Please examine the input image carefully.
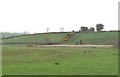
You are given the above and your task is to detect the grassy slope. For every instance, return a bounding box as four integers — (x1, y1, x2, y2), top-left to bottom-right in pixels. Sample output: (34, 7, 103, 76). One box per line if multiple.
(2, 32, 118, 45)
(2, 45, 118, 75)
(65, 32, 118, 45)
(62, 32, 81, 44)
(3, 33, 66, 43)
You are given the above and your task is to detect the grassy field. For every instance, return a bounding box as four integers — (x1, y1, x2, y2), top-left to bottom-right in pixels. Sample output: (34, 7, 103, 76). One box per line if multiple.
(65, 32, 118, 45)
(2, 33, 66, 44)
(2, 44, 118, 75)
(2, 32, 118, 45)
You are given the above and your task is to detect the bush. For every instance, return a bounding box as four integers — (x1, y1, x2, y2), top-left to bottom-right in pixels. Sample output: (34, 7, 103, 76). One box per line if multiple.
(63, 36, 69, 41)
(27, 44, 34, 47)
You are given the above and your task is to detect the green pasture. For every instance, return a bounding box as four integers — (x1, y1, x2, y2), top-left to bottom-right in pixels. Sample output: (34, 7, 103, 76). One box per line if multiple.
(2, 32, 118, 45)
(2, 45, 118, 75)
(65, 32, 118, 45)
(3, 33, 66, 43)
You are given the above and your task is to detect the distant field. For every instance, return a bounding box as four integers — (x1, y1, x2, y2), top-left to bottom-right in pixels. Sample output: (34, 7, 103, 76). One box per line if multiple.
(65, 32, 118, 45)
(2, 33, 66, 44)
(2, 44, 118, 75)
(2, 32, 118, 45)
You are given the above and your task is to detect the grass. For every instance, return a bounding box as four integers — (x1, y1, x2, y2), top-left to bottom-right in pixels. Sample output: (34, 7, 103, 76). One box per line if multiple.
(65, 32, 118, 45)
(2, 32, 118, 45)
(2, 44, 118, 75)
(3, 33, 66, 43)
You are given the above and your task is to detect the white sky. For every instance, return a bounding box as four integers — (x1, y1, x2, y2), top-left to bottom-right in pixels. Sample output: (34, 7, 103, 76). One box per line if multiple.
(0, 0, 119, 33)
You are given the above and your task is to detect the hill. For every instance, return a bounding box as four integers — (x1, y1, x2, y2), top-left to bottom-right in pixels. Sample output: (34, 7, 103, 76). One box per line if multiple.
(2, 32, 118, 45)
(2, 33, 67, 44)
(64, 32, 118, 45)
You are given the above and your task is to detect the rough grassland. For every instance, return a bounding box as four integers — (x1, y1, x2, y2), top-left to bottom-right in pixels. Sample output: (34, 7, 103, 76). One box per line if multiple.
(2, 32, 118, 45)
(2, 45, 118, 75)
(65, 32, 118, 45)
(3, 33, 66, 43)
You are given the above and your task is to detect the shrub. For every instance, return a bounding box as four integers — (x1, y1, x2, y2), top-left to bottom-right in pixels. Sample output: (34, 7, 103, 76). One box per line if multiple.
(27, 44, 34, 47)
(63, 36, 69, 41)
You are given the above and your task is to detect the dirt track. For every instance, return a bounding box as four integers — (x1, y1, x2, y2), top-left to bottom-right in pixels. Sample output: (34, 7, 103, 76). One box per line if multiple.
(37, 45, 114, 48)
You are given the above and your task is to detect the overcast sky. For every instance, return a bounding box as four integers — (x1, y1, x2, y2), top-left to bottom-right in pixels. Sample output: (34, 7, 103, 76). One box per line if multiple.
(0, 0, 119, 33)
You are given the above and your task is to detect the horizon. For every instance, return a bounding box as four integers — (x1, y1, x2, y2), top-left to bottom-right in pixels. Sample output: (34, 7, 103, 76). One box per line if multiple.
(0, 29, 119, 34)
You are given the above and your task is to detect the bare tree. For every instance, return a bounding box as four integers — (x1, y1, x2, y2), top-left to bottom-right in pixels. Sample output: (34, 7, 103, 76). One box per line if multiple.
(59, 27, 64, 32)
(46, 27, 50, 32)
(24, 31, 28, 35)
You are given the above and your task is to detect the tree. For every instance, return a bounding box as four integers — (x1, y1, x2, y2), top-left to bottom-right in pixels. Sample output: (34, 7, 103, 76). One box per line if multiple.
(2, 34, 4, 38)
(96, 23, 104, 31)
(24, 31, 28, 35)
(89, 27, 95, 32)
(80, 27, 88, 32)
(46, 27, 50, 32)
(59, 27, 64, 32)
